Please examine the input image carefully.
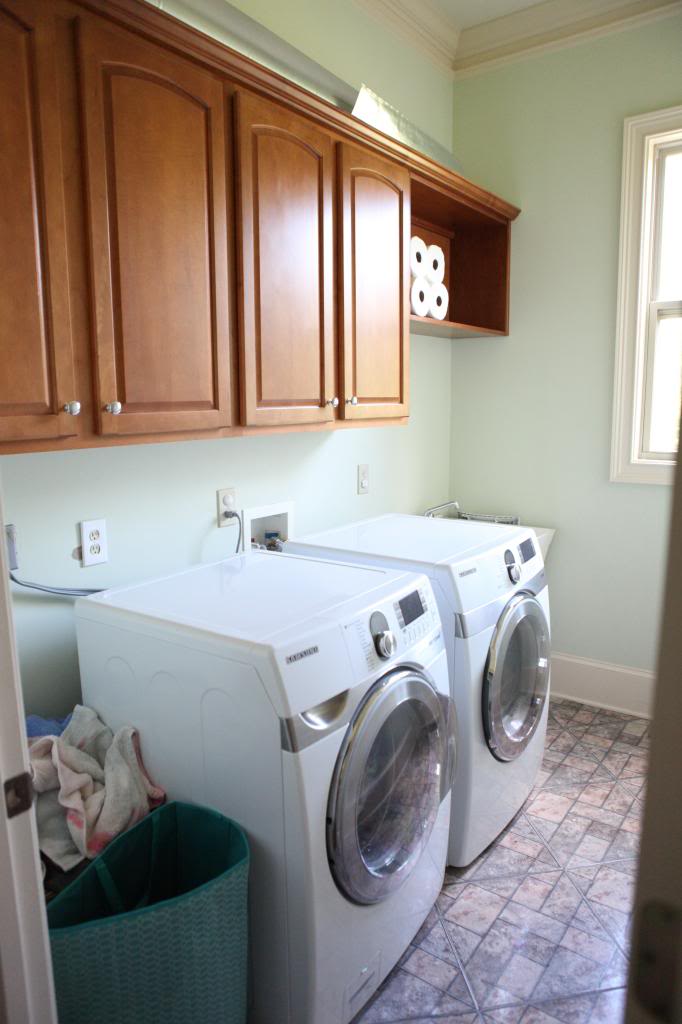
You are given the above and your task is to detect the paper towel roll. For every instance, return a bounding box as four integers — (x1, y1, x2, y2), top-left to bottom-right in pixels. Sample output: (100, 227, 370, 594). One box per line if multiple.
(425, 244, 445, 284)
(428, 282, 449, 320)
(410, 236, 427, 278)
(410, 277, 430, 317)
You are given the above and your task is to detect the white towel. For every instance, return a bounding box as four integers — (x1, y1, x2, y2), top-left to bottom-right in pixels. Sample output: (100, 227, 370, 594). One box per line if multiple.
(29, 705, 165, 871)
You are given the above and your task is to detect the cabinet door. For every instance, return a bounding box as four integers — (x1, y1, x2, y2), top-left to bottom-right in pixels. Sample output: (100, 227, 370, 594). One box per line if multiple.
(235, 92, 336, 426)
(78, 18, 232, 436)
(339, 144, 410, 420)
(0, 1, 78, 443)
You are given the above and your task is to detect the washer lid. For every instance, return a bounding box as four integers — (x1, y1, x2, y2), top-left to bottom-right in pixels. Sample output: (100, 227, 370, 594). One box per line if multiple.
(75, 551, 414, 643)
(288, 514, 524, 569)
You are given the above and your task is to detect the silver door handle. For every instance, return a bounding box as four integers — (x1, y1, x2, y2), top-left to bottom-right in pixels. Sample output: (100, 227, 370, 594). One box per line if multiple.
(346, 396, 358, 406)
(62, 401, 81, 416)
(326, 397, 339, 408)
(104, 401, 122, 415)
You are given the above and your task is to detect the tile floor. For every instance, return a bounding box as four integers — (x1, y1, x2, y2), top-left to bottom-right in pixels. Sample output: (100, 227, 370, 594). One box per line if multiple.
(354, 696, 648, 1024)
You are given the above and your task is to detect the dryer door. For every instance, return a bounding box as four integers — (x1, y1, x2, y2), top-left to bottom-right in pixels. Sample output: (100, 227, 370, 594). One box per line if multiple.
(327, 667, 451, 905)
(482, 593, 550, 762)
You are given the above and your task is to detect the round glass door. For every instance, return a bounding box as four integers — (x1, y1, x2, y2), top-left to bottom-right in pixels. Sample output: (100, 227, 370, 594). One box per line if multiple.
(327, 668, 450, 905)
(482, 594, 550, 762)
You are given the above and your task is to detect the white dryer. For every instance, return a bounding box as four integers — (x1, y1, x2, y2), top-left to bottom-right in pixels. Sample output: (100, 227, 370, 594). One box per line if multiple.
(286, 515, 551, 866)
(74, 551, 455, 1024)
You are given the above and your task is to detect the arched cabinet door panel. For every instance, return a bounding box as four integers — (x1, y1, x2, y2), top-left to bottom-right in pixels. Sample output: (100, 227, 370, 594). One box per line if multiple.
(339, 144, 410, 420)
(235, 92, 336, 427)
(0, 1, 77, 443)
(78, 18, 233, 436)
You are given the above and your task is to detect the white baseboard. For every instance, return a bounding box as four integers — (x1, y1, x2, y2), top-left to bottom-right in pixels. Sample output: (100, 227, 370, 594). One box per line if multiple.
(551, 652, 655, 718)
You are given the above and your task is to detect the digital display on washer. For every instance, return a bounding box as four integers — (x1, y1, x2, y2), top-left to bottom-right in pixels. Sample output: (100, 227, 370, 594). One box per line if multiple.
(519, 538, 536, 563)
(399, 591, 425, 626)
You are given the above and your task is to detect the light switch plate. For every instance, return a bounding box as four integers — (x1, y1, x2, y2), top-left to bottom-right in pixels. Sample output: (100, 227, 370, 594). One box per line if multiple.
(357, 464, 370, 495)
(80, 519, 108, 566)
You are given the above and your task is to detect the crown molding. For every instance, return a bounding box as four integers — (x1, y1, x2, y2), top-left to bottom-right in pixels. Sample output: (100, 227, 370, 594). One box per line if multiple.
(353, 0, 460, 74)
(454, 0, 682, 76)
(355, 0, 682, 79)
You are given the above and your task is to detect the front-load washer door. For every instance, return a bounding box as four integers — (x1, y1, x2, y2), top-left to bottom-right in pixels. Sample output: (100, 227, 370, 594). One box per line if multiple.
(327, 667, 451, 906)
(482, 593, 550, 763)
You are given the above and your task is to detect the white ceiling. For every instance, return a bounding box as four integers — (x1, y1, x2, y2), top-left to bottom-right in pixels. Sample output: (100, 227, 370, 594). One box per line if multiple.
(430, 0, 548, 31)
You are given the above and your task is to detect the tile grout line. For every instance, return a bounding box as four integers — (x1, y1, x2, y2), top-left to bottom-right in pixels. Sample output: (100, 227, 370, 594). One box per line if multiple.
(521, 798, 634, 961)
(433, 884, 482, 1015)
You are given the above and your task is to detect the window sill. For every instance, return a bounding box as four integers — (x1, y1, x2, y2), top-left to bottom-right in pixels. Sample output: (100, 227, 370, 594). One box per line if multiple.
(610, 458, 675, 485)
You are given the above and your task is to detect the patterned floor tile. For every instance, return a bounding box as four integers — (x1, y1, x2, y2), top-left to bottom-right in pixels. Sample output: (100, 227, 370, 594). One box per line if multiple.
(445, 816, 559, 883)
(439, 874, 625, 1009)
(355, 966, 476, 1022)
(505, 988, 627, 1024)
(567, 860, 637, 954)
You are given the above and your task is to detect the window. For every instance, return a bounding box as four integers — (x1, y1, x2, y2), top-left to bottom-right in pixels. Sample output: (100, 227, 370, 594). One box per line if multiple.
(611, 106, 682, 485)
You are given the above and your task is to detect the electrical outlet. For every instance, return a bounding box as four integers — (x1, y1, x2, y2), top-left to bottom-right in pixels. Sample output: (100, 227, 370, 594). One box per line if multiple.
(217, 488, 237, 528)
(4, 524, 18, 571)
(357, 464, 370, 495)
(80, 519, 108, 567)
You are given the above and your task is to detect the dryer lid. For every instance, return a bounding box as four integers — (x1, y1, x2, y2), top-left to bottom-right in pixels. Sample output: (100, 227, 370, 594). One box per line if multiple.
(75, 552, 415, 643)
(288, 514, 524, 568)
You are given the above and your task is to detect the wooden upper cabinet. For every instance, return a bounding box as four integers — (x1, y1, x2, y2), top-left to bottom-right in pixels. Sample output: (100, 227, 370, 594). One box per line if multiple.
(338, 144, 410, 420)
(235, 92, 336, 426)
(0, 1, 78, 443)
(77, 18, 233, 436)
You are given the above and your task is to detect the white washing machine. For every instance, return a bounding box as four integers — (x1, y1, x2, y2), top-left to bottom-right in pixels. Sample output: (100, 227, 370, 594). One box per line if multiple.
(286, 515, 551, 867)
(74, 551, 455, 1024)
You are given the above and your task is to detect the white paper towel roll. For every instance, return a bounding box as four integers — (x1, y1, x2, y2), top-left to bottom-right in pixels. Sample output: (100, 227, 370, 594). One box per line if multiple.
(410, 277, 430, 317)
(425, 244, 445, 284)
(410, 236, 427, 278)
(428, 282, 449, 320)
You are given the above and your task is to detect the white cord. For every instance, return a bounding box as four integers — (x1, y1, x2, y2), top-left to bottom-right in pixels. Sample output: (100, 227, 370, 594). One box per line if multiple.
(9, 571, 102, 598)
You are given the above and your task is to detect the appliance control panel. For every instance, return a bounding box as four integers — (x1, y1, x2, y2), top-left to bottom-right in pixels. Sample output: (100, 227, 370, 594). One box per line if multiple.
(343, 583, 440, 674)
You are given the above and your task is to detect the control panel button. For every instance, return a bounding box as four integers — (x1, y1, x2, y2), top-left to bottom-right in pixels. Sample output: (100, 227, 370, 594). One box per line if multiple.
(504, 549, 521, 584)
(374, 630, 397, 659)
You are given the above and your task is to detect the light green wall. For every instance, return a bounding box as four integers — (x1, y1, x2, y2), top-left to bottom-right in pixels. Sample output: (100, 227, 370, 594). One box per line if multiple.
(161, 0, 454, 148)
(450, 16, 682, 672)
(2, 338, 452, 716)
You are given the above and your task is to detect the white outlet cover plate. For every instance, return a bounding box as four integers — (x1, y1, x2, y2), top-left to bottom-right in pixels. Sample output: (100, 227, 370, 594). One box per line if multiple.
(80, 518, 108, 566)
(357, 464, 369, 495)
(217, 488, 237, 528)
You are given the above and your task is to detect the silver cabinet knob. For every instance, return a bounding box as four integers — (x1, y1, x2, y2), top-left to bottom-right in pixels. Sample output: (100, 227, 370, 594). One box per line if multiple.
(104, 401, 122, 415)
(326, 397, 339, 408)
(374, 630, 397, 660)
(346, 395, 359, 406)
(62, 401, 81, 416)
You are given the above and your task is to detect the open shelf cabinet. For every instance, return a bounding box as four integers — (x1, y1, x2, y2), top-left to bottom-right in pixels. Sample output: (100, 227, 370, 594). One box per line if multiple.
(409, 174, 519, 338)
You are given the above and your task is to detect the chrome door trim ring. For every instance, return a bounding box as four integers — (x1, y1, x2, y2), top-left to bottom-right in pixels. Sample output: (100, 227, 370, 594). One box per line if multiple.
(455, 568, 547, 638)
(482, 593, 550, 763)
(327, 667, 449, 905)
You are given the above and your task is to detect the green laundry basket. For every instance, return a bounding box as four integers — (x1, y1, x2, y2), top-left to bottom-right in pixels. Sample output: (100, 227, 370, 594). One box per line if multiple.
(48, 801, 249, 1024)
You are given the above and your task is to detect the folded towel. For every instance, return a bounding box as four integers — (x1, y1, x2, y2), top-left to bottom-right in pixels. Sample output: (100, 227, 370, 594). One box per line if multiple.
(29, 705, 165, 871)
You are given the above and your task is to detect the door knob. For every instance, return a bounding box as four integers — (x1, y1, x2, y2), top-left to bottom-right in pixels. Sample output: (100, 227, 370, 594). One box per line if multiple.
(104, 401, 122, 415)
(326, 397, 339, 408)
(62, 401, 81, 416)
(346, 396, 359, 406)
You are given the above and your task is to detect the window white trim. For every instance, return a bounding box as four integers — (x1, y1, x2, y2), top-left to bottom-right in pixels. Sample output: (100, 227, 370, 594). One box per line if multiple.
(611, 104, 682, 485)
